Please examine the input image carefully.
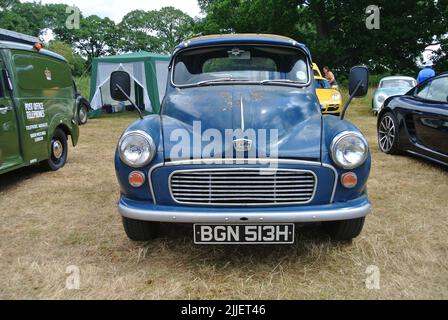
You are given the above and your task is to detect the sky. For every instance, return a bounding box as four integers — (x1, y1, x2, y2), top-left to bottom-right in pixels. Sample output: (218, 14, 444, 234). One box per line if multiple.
(23, 0, 202, 22)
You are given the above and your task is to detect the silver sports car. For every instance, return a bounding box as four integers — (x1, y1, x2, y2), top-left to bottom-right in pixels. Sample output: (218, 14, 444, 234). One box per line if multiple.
(372, 76, 417, 115)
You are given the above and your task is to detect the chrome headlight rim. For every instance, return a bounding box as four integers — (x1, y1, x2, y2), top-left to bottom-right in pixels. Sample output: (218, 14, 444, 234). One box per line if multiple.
(330, 131, 369, 170)
(118, 130, 156, 168)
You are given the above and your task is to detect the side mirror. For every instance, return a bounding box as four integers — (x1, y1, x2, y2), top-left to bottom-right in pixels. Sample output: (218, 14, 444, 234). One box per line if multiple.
(340, 66, 369, 119)
(348, 66, 369, 97)
(110, 71, 131, 101)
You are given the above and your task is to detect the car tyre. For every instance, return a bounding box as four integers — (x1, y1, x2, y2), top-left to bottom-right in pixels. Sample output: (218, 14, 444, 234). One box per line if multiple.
(122, 217, 160, 241)
(378, 112, 400, 154)
(78, 103, 88, 125)
(323, 217, 365, 241)
(42, 128, 68, 171)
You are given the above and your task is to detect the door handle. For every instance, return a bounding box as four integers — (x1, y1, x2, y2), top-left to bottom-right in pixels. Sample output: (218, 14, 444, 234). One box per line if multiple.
(0, 105, 12, 114)
(412, 110, 423, 115)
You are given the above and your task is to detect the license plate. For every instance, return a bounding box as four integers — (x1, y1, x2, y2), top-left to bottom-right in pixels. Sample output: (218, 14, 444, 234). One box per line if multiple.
(194, 224, 295, 244)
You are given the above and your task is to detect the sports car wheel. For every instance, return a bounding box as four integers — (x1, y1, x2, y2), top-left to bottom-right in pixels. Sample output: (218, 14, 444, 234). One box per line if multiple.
(378, 112, 399, 154)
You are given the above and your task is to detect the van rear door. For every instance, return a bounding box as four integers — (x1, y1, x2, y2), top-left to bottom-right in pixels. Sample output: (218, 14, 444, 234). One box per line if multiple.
(0, 58, 22, 171)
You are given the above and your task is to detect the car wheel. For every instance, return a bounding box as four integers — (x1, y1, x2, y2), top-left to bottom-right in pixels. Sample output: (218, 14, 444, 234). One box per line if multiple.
(378, 112, 400, 154)
(122, 217, 160, 241)
(42, 128, 68, 171)
(78, 104, 88, 125)
(323, 217, 365, 241)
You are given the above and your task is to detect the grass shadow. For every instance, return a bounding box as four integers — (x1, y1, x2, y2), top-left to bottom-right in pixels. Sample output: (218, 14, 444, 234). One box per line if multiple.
(0, 165, 43, 192)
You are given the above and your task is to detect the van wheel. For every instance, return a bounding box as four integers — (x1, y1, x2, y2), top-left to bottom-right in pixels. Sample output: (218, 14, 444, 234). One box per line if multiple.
(122, 217, 160, 241)
(78, 104, 88, 125)
(323, 217, 365, 241)
(42, 128, 68, 171)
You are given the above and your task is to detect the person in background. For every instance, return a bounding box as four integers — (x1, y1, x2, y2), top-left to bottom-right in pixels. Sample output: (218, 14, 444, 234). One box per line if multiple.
(417, 61, 436, 83)
(323, 66, 338, 88)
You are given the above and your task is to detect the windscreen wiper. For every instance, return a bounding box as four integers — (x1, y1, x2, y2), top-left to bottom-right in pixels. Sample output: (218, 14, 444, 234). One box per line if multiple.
(260, 79, 306, 85)
(197, 78, 235, 86)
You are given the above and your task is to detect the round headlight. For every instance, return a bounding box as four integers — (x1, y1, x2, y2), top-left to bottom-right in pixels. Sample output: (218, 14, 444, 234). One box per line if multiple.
(331, 132, 369, 169)
(376, 94, 387, 103)
(331, 93, 341, 101)
(118, 130, 156, 168)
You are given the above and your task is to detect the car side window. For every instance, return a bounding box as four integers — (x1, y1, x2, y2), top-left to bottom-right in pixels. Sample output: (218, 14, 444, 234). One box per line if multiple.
(415, 81, 431, 99)
(425, 77, 448, 103)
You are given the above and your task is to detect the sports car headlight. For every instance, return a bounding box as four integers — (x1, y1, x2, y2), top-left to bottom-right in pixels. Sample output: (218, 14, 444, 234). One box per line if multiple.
(376, 94, 387, 104)
(330, 132, 369, 169)
(331, 93, 341, 101)
(118, 130, 156, 168)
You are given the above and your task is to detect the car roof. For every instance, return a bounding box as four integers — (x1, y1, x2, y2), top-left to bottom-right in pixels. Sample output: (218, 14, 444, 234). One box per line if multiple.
(0, 40, 67, 62)
(380, 76, 416, 82)
(174, 34, 311, 57)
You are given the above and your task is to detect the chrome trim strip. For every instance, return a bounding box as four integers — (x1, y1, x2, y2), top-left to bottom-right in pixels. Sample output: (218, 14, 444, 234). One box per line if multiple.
(118, 200, 371, 223)
(240, 96, 245, 131)
(406, 150, 448, 166)
(168, 168, 318, 206)
(147, 159, 339, 206)
(148, 162, 165, 204)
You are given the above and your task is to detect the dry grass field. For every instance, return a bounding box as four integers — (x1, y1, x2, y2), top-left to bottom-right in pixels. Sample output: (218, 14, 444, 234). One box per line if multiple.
(1, 91, 447, 300)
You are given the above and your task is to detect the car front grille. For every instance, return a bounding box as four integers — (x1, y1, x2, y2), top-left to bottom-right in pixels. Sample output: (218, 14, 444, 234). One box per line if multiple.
(169, 168, 317, 206)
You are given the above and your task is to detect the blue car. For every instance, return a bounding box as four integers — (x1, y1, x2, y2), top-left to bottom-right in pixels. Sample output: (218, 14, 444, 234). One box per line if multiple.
(111, 34, 372, 244)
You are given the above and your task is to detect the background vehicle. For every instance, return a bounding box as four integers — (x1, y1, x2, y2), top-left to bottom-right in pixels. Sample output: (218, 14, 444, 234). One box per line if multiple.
(0, 30, 79, 174)
(312, 63, 323, 77)
(314, 76, 343, 116)
(74, 81, 91, 125)
(377, 73, 448, 166)
(113, 34, 371, 244)
(372, 76, 417, 115)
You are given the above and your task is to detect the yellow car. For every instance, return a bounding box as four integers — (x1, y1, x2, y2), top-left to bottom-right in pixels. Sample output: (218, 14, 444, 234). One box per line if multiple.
(314, 76, 343, 116)
(312, 63, 323, 77)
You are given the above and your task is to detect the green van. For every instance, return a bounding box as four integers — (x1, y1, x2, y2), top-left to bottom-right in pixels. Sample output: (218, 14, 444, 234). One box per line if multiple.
(0, 30, 79, 175)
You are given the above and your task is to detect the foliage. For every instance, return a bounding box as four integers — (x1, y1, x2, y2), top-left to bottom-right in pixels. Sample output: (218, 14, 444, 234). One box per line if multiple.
(197, 0, 448, 76)
(46, 40, 86, 77)
(119, 7, 195, 54)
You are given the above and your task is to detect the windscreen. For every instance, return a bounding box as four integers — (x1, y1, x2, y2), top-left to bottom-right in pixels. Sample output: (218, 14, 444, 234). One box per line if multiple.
(314, 78, 332, 89)
(173, 45, 309, 86)
(380, 79, 415, 88)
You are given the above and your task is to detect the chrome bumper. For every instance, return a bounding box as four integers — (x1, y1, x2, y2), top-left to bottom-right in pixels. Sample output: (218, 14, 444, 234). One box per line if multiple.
(118, 196, 371, 223)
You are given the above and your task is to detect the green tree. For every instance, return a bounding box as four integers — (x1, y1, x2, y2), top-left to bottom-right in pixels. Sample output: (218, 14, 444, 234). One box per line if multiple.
(53, 15, 119, 62)
(196, 0, 448, 75)
(46, 40, 86, 76)
(118, 10, 163, 53)
(119, 7, 194, 54)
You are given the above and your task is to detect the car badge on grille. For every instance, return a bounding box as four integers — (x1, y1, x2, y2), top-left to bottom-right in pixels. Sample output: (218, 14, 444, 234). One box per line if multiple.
(234, 138, 253, 152)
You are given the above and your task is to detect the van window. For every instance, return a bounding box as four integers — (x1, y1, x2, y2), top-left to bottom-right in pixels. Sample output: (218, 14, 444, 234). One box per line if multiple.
(12, 53, 73, 91)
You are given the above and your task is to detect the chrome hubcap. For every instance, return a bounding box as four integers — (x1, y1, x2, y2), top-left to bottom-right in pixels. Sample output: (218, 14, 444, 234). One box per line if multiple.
(52, 140, 63, 159)
(379, 115, 395, 152)
(79, 107, 87, 122)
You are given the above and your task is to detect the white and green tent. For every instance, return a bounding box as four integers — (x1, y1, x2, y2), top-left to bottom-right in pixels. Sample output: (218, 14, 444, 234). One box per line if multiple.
(89, 51, 170, 115)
